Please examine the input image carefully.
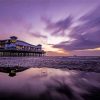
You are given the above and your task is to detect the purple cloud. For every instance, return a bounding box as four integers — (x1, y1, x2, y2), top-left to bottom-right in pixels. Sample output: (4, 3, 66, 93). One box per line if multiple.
(30, 32, 47, 39)
(42, 16, 72, 36)
(53, 6, 100, 51)
(53, 37, 100, 51)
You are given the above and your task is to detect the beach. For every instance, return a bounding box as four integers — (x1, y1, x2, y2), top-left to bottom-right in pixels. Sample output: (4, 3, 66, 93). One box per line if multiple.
(0, 56, 100, 72)
(0, 56, 100, 100)
(0, 68, 100, 100)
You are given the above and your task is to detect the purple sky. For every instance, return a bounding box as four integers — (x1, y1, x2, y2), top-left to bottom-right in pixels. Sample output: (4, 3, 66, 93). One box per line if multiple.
(0, 0, 100, 56)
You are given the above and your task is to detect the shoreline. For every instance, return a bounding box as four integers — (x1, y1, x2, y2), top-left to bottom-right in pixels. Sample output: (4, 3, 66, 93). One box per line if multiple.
(0, 56, 100, 73)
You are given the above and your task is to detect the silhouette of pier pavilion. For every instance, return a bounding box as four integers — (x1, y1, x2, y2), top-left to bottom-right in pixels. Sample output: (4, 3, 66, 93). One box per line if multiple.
(0, 36, 45, 57)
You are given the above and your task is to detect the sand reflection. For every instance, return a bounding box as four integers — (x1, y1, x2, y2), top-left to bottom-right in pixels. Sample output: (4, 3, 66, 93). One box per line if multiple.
(0, 68, 100, 100)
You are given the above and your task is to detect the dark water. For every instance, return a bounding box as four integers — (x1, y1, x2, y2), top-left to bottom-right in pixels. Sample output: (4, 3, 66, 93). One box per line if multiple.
(0, 67, 100, 100)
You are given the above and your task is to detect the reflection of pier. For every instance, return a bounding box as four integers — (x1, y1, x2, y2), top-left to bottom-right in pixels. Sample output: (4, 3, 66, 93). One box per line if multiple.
(0, 66, 28, 77)
(0, 36, 46, 57)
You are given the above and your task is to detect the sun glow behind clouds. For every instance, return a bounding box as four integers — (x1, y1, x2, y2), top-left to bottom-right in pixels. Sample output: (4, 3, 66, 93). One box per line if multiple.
(44, 44, 67, 54)
(47, 35, 70, 45)
(42, 30, 71, 55)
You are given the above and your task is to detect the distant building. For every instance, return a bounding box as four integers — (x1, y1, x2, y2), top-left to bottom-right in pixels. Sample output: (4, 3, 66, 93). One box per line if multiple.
(0, 36, 45, 57)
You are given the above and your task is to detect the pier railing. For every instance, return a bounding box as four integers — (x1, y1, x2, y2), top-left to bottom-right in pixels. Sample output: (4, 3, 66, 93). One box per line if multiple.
(0, 49, 46, 57)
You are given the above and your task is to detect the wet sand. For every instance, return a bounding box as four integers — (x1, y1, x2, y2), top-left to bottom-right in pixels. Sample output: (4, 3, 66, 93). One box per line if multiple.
(0, 56, 100, 100)
(0, 68, 100, 100)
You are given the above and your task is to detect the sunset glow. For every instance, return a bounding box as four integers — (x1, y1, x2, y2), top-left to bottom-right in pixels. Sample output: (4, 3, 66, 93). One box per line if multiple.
(0, 0, 100, 56)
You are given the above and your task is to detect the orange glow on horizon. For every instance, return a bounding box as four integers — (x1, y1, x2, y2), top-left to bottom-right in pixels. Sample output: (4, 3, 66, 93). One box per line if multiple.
(86, 47, 100, 51)
(43, 44, 69, 56)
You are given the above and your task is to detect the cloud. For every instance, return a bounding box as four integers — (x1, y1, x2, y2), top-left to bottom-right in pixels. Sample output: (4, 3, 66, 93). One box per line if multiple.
(30, 32, 47, 39)
(42, 16, 72, 36)
(53, 6, 100, 51)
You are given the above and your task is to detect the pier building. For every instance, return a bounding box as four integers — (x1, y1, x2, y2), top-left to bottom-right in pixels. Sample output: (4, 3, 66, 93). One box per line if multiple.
(0, 36, 45, 57)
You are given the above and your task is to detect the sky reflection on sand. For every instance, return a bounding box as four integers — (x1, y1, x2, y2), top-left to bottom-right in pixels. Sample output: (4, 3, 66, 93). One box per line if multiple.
(0, 68, 100, 100)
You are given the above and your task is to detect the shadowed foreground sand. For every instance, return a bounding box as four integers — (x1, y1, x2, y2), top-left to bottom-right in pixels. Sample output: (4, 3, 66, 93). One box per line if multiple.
(0, 68, 100, 100)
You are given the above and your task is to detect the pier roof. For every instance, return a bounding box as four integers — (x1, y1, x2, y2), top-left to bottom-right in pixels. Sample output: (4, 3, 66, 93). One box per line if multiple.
(16, 40, 35, 47)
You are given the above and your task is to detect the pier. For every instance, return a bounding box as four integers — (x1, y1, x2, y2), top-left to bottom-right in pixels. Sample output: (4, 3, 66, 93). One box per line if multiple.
(0, 36, 45, 57)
